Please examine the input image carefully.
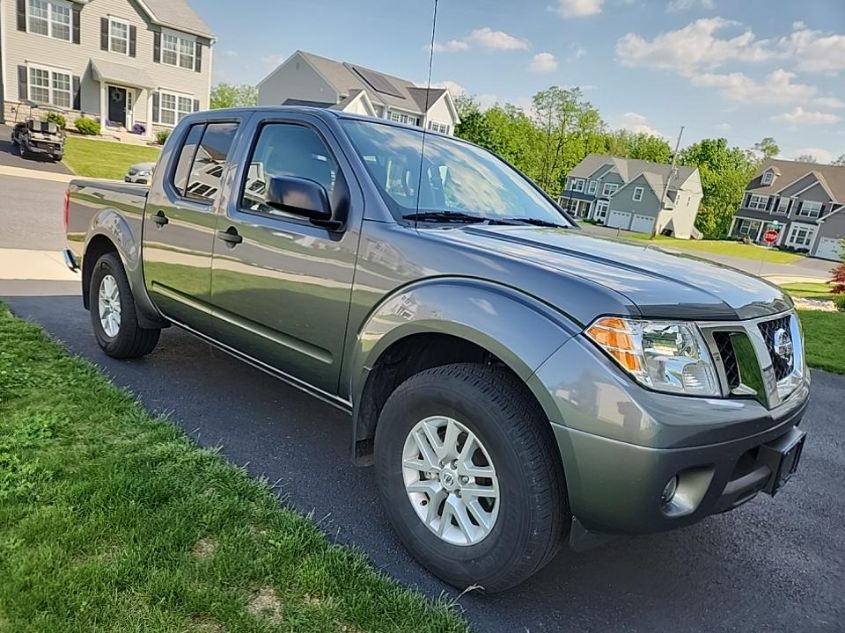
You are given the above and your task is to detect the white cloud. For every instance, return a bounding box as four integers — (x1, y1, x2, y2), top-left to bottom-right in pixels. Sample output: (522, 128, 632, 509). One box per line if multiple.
(791, 147, 833, 164)
(771, 107, 841, 125)
(432, 27, 528, 53)
(777, 24, 845, 73)
(555, 0, 603, 18)
(617, 18, 774, 72)
(713, 122, 732, 131)
(438, 80, 466, 98)
(813, 96, 845, 109)
(529, 52, 559, 73)
(689, 69, 817, 105)
(616, 112, 666, 138)
(432, 39, 470, 53)
(666, 0, 714, 12)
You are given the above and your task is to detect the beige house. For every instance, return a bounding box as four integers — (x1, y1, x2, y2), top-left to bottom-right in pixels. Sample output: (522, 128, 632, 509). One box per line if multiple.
(258, 50, 460, 136)
(0, 0, 213, 139)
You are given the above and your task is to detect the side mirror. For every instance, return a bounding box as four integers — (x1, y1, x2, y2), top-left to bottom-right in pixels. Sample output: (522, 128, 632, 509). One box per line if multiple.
(266, 176, 332, 223)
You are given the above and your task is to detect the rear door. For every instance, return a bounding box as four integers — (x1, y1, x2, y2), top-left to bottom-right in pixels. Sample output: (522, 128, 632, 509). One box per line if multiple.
(143, 118, 241, 334)
(209, 112, 363, 395)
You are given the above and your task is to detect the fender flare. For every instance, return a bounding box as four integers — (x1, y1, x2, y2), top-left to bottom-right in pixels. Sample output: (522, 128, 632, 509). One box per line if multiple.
(348, 277, 579, 449)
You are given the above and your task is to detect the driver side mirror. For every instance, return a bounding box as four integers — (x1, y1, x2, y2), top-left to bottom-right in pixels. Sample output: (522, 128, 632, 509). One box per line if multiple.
(266, 176, 333, 225)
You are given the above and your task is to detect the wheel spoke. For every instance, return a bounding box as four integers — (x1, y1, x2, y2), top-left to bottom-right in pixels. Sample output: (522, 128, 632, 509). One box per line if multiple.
(442, 418, 461, 462)
(411, 429, 439, 470)
(421, 419, 445, 462)
(406, 479, 442, 497)
(446, 495, 476, 543)
(466, 499, 494, 533)
(460, 483, 498, 500)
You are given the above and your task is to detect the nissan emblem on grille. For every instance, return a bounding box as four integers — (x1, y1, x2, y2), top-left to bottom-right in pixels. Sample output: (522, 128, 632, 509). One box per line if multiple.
(773, 328, 794, 364)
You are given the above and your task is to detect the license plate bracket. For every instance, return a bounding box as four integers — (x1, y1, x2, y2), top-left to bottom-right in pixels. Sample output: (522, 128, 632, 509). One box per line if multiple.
(759, 428, 806, 496)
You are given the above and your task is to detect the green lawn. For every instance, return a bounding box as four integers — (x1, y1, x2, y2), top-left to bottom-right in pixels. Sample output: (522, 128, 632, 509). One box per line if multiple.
(797, 310, 845, 375)
(63, 136, 160, 180)
(627, 234, 804, 265)
(0, 307, 468, 633)
(782, 282, 834, 302)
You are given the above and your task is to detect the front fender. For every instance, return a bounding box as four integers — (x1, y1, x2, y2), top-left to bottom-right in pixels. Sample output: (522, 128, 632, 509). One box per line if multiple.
(349, 277, 579, 418)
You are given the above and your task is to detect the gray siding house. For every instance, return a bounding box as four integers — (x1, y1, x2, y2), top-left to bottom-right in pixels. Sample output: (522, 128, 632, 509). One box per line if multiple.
(559, 155, 703, 239)
(729, 159, 845, 261)
(258, 50, 460, 136)
(0, 0, 213, 138)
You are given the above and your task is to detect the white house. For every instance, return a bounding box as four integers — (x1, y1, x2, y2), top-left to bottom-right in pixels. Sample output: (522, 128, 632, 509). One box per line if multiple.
(258, 50, 460, 135)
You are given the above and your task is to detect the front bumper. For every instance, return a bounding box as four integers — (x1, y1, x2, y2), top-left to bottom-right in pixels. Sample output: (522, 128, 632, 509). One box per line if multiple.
(531, 331, 810, 534)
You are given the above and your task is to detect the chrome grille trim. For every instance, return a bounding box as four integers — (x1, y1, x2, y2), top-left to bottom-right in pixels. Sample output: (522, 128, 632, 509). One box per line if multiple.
(698, 310, 805, 409)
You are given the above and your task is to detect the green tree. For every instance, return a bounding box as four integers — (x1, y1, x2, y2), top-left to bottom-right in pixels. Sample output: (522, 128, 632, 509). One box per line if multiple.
(753, 137, 780, 160)
(679, 138, 756, 239)
(834, 154, 845, 166)
(210, 83, 258, 109)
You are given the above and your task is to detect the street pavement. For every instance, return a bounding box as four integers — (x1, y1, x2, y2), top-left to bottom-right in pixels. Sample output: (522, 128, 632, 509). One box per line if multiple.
(0, 124, 72, 174)
(1, 157, 844, 632)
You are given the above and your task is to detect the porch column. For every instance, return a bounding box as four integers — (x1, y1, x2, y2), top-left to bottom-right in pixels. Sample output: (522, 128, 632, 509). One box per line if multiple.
(144, 88, 154, 139)
(755, 221, 765, 243)
(99, 82, 107, 127)
(727, 216, 737, 237)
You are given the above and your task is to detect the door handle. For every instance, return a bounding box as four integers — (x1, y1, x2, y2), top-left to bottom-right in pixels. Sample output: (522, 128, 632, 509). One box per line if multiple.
(152, 210, 169, 227)
(217, 227, 243, 246)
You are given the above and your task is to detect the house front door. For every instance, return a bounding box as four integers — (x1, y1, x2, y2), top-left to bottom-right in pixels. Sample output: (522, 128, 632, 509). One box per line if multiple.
(108, 86, 127, 126)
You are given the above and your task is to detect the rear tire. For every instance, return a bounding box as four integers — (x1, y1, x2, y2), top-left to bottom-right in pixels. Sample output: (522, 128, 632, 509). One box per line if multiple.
(374, 363, 569, 592)
(89, 253, 160, 359)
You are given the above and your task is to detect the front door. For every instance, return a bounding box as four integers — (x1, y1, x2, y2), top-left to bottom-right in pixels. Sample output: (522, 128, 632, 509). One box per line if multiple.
(209, 115, 361, 395)
(108, 86, 127, 126)
(142, 119, 241, 334)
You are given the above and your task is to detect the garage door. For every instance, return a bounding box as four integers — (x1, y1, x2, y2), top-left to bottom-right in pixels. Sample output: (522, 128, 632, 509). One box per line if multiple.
(630, 214, 656, 234)
(814, 237, 843, 261)
(606, 210, 631, 230)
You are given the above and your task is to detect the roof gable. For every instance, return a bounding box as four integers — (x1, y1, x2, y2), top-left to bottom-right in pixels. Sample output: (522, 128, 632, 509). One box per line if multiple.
(136, 0, 213, 38)
(749, 159, 845, 202)
(568, 154, 698, 192)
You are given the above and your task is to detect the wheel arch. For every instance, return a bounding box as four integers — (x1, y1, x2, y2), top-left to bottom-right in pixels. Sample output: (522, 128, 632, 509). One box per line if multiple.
(349, 278, 577, 465)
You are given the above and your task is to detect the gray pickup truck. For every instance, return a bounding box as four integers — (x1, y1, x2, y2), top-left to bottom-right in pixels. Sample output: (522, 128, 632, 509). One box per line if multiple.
(64, 107, 809, 592)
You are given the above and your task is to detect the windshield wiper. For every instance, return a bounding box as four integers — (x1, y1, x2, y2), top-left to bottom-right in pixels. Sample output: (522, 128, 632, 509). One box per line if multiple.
(498, 217, 569, 228)
(403, 211, 489, 224)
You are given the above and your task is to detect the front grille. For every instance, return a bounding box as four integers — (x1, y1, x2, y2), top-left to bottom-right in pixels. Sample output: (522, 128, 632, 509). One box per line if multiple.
(758, 316, 793, 381)
(713, 332, 740, 390)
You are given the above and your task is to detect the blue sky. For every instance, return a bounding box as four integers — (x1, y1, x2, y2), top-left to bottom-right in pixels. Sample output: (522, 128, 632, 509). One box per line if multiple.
(193, 0, 845, 162)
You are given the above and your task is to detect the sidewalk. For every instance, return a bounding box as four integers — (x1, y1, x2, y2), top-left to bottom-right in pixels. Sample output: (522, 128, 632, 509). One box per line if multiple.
(0, 248, 79, 298)
(0, 164, 75, 184)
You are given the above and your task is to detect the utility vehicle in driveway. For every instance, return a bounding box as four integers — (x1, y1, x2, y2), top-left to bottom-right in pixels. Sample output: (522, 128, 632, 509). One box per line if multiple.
(63, 107, 810, 592)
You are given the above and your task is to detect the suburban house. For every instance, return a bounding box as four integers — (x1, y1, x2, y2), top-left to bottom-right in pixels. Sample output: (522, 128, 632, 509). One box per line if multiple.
(0, 0, 213, 138)
(559, 155, 703, 239)
(257, 50, 459, 136)
(729, 159, 845, 261)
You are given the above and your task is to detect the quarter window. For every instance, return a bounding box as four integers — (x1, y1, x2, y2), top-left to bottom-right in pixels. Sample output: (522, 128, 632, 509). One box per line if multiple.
(241, 123, 339, 218)
(109, 18, 129, 55)
(162, 32, 195, 69)
(28, 0, 71, 41)
(171, 123, 238, 202)
(29, 66, 71, 108)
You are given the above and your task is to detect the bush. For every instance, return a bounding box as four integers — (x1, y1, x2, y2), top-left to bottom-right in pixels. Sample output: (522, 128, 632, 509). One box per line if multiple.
(834, 293, 845, 312)
(74, 117, 101, 136)
(44, 112, 67, 129)
(155, 129, 171, 145)
(832, 263, 845, 294)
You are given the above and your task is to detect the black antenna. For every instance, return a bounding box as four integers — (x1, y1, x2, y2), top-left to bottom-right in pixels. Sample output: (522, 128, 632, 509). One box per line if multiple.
(414, 0, 439, 225)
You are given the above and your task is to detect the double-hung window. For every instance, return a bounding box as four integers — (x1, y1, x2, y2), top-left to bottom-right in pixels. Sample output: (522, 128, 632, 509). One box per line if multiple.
(602, 183, 619, 197)
(797, 201, 822, 218)
(389, 112, 420, 126)
(633, 187, 644, 202)
(427, 121, 450, 134)
(572, 179, 585, 193)
(109, 18, 129, 55)
(28, 0, 71, 41)
(158, 91, 195, 126)
(748, 194, 769, 210)
(29, 65, 71, 108)
(162, 32, 196, 69)
(587, 180, 597, 194)
(774, 197, 790, 214)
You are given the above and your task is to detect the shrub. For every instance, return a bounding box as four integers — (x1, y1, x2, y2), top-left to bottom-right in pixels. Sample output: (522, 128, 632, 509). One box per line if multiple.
(155, 129, 171, 145)
(44, 112, 67, 129)
(832, 263, 845, 295)
(74, 117, 101, 136)
(834, 293, 845, 312)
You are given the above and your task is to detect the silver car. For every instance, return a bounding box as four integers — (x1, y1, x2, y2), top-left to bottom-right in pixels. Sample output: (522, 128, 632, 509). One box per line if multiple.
(124, 162, 155, 184)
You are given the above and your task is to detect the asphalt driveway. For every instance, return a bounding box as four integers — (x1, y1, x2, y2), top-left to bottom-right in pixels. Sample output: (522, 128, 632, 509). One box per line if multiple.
(1, 180, 843, 632)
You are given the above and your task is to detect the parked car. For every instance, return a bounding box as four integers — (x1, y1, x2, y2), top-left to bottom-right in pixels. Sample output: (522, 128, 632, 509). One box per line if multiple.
(10, 102, 65, 161)
(63, 107, 809, 592)
(124, 162, 156, 185)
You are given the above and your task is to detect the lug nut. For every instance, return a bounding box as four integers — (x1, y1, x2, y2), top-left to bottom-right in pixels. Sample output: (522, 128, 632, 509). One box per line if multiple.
(460, 476, 470, 484)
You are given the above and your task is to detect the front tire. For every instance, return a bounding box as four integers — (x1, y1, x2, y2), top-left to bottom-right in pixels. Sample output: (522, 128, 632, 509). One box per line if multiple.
(89, 253, 160, 358)
(374, 363, 569, 592)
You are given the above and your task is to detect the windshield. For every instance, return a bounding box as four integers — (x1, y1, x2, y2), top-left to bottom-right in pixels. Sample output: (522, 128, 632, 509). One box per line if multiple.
(341, 119, 571, 226)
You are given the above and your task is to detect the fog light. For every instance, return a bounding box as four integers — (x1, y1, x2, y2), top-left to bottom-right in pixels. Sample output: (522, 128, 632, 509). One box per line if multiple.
(661, 476, 679, 505)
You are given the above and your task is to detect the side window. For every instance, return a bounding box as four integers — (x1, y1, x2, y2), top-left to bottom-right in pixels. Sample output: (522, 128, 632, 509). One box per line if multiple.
(241, 123, 338, 217)
(184, 123, 239, 203)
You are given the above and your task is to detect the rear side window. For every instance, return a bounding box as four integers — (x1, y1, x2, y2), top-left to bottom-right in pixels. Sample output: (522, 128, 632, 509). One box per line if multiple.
(240, 123, 338, 217)
(171, 122, 239, 203)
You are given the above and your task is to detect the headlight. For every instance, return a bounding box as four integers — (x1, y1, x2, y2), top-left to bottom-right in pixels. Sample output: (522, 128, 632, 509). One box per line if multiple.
(586, 317, 720, 397)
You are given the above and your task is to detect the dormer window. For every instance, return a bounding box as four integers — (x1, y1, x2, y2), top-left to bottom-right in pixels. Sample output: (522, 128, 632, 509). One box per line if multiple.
(761, 169, 776, 185)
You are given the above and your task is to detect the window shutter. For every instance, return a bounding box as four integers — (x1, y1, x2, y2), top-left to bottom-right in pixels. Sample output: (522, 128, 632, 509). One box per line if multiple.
(193, 99, 200, 113)
(765, 196, 773, 211)
(153, 32, 161, 63)
(18, 66, 28, 101)
(17, 0, 26, 31)
(100, 18, 109, 51)
(72, 5, 81, 43)
(795, 201, 803, 216)
(129, 25, 137, 57)
(195, 43, 203, 73)
(152, 92, 160, 123)
(72, 76, 81, 111)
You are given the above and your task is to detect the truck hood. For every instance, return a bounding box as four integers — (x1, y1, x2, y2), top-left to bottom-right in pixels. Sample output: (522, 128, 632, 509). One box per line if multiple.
(445, 225, 793, 322)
